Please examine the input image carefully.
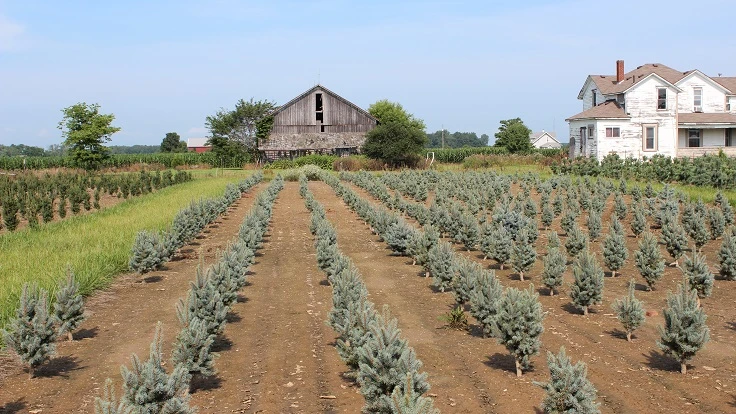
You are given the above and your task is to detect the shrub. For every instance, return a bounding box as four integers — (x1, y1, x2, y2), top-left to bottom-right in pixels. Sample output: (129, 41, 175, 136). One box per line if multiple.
(635, 232, 665, 290)
(469, 269, 503, 338)
(657, 282, 710, 374)
(661, 218, 689, 267)
(54, 269, 86, 341)
(428, 241, 457, 292)
(569, 250, 604, 316)
(602, 226, 628, 277)
(493, 285, 545, 377)
(535, 347, 600, 414)
(565, 225, 588, 259)
(681, 252, 714, 301)
(129, 230, 166, 274)
(718, 229, 736, 280)
(512, 228, 537, 281)
(542, 247, 566, 296)
(611, 280, 645, 341)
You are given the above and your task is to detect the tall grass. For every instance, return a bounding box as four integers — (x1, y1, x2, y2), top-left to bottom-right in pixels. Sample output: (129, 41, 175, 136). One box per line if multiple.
(0, 174, 248, 331)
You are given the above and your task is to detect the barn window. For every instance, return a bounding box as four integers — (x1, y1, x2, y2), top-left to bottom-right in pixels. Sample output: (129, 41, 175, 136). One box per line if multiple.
(657, 88, 667, 110)
(605, 127, 620, 138)
(316, 112, 323, 122)
(321, 125, 325, 132)
(316, 93, 323, 111)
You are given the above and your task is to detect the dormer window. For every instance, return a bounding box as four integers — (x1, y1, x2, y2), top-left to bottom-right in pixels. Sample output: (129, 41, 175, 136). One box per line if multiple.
(657, 88, 667, 110)
(592, 89, 597, 106)
(693, 87, 703, 112)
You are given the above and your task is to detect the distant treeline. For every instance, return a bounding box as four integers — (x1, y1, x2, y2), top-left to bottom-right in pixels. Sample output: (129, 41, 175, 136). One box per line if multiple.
(0, 144, 163, 157)
(425, 130, 489, 148)
(0, 152, 250, 170)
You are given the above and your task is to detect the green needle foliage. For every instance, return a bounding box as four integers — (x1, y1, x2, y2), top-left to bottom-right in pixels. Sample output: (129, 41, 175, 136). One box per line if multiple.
(614, 193, 628, 220)
(129, 230, 166, 274)
(681, 253, 714, 301)
(95, 378, 126, 414)
(661, 217, 689, 267)
(547, 231, 561, 249)
(541, 203, 554, 230)
(657, 282, 710, 374)
(386, 221, 414, 256)
(602, 226, 628, 278)
(512, 228, 537, 281)
(456, 212, 480, 251)
(172, 313, 216, 379)
(688, 214, 711, 252)
(454, 259, 481, 306)
(54, 269, 86, 341)
(535, 347, 600, 414)
(428, 241, 457, 292)
(178, 267, 228, 338)
(542, 246, 567, 296)
(569, 250, 604, 316)
(631, 208, 647, 238)
(635, 232, 665, 290)
(586, 213, 602, 241)
(486, 223, 513, 269)
(389, 373, 440, 414)
(1, 284, 56, 378)
(493, 285, 545, 377)
(565, 225, 588, 259)
(707, 207, 726, 240)
(469, 269, 503, 338)
(718, 229, 736, 280)
(611, 280, 645, 341)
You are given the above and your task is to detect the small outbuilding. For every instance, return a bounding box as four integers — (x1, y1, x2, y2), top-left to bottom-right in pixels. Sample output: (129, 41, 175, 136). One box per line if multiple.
(259, 84, 378, 161)
(529, 130, 562, 149)
(187, 138, 211, 153)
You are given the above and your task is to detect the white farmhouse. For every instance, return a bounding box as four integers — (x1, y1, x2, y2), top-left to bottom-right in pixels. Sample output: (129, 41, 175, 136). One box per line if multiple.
(529, 130, 561, 149)
(567, 61, 736, 160)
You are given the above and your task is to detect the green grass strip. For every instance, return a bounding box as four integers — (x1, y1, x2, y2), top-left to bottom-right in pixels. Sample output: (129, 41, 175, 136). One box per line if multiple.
(0, 173, 249, 330)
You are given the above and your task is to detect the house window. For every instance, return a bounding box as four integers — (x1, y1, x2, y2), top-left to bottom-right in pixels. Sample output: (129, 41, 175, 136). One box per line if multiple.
(657, 88, 667, 110)
(727, 99, 732, 112)
(643, 125, 657, 151)
(606, 127, 620, 137)
(726, 129, 733, 147)
(592, 90, 597, 106)
(688, 129, 702, 148)
(693, 87, 703, 112)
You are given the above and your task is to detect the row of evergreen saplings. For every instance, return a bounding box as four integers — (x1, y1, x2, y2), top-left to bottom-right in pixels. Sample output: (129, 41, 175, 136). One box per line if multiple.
(299, 174, 439, 414)
(95, 174, 284, 413)
(129, 172, 263, 273)
(0, 170, 192, 232)
(325, 171, 603, 413)
(343, 171, 713, 376)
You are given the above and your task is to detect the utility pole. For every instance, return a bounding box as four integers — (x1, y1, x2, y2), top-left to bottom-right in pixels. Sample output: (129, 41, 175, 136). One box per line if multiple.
(441, 124, 445, 149)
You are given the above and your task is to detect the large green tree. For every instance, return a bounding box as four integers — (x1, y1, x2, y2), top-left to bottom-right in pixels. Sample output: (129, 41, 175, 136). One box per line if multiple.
(493, 118, 533, 153)
(160, 132, 187, 153)
(362, 100, 427, 166)
(205, 97, 276, 161)
(58, 103, 120, 170)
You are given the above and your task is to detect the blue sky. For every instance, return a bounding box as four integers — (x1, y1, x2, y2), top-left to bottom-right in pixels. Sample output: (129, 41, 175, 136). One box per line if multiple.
(1, 0, 735, 147)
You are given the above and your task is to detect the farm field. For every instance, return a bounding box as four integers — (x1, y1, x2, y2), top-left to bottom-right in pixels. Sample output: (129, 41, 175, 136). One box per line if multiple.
(0, 168, 735, 413)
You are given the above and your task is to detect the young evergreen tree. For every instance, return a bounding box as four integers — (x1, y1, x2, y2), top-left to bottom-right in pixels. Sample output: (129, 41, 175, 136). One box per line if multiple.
(411, 225, 439, 270)
(129, 230, 166, 274)
(565, 225, 588, 259)
(541, 202, 554, 231)
(542, 246, 566, 296)
(1, 284, 56, 378)
(493, 285, 545, 377)
(547, 230, 561, 249)
(635, 232, 666, 290)
(95, 378, 126, 414)
(456, 213, 479, 251)
(385, 221, 414, 256)
(454, 259, 480, 306)
(488, 224, 513, 270)
(552, 194, 564, 217)
(534, 347, 600, 414)
(661, 217, 689, 267)
(688, 214, 711, 252)
(611, 280, 645, 341)
(179, 267, 229, 338)
(54, 269, 86, 341)
(707, 207, 726, 240)
(172, 313, 216, 379)
(560, 211, 578, 236)
(469, 269, 503, 338)
(389, 373, 440, 414)
(614, 193, 628, 221)
(479, 222, 494, 260)
(657, 282, 710, 374)
(718, 229, 736, 281)
(119, 323, 195, 412)
(631, 208, 647, 238)
(512, 228, 537, 281)
(357, 307, 430, 413)
(586, 212, 602, 241)
(335, 298, 376, 378)
(569, 250, 605, 316)
(428, 241, 457, 292)
(602, 226, 628, 278)
(681, 252, 714, 302)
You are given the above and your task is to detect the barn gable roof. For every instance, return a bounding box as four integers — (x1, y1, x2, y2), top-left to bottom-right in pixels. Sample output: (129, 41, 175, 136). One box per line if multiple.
(273, 84, 378, 123)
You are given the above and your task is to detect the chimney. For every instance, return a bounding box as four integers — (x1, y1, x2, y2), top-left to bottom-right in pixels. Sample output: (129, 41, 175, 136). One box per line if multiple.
(616, 60, 625, 83)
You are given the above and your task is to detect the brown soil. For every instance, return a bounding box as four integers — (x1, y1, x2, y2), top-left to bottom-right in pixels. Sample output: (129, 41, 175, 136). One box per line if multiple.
(338, 179, 736, 413)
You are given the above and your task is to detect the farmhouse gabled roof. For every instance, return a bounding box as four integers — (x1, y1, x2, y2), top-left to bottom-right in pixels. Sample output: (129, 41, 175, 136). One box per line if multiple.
(579, 63, 688, 98)
(713, 77, 736, 94)
(272, 84, 378, 122)
(529, 131, 559, 145)
(566, 100, 630, 121)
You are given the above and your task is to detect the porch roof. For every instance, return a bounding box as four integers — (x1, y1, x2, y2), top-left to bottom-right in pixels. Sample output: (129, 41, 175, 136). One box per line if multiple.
(678, 113, 736, 128)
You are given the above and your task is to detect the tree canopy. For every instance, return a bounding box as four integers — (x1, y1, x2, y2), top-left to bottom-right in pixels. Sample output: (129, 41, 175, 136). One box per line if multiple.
(58, 102, 120, 170)
(493, 118, 533, 153)
(160, 132, 187, 153)
(362, 100, 427, 166)
(426, 130, 489, 148)
(205, 98, 276, 161)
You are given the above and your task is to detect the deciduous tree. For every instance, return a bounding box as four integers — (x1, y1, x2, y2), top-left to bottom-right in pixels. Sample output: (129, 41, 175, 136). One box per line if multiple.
(58, 103, 120, 170)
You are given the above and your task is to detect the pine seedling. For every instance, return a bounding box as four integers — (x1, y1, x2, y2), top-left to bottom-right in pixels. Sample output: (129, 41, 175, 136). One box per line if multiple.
(635, 232, 666, 290)
(328, 265, 369, 331)
(493, 285, 545, 377)
(1, 284, 56, 378)
(334, 299, 376, 378)
(569, 250, 604, 316)
(565, 225, 588, 259)
(454, 259, 480, 306)
(535, 347, 600, 414)
(681, 252, 714, 302)
(553, 194, 564, 216)
(541, 203, 554, 230)
(547, 231, 561, 249)
(428, 241, 456, 292)
(479, 222, 494, 260)
(542, 247, 566, 296)
(94, 378, 126, 414)
(357, 307, 430, 413)
(707, 207, 726, 240)
(657, 282, 710, 374)
(456, 213, 480, 251)
(688, 214, 711, 252)
(586, 212, 602, 241)
(129, 230, 165, 274)
(316, 237, 339, 274)
(602, 226, 628, 278)
(179, 267, 229, 337)
(560, 211, 578, 236)
(386, 221, 414, 256)
(411, 225, 439, 269)
(54, 268, 85, 341)
(614, 193, 628, 220)
(718, 230, 736, 280)
(119, 323, 195, 412)
(631, 208, 647, 238)
(512, 228, 537, 281)
(661, 218, 689, 267)
(172, 314, 216, 378)
(611, 280, 645, 341)
(610, 215, 625, 236)
(469, 269, 503, 338)
(389, 373, 440, 414)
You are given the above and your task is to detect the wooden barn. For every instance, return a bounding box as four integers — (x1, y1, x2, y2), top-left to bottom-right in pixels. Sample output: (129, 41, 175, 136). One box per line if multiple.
(259, 84, 378, 161)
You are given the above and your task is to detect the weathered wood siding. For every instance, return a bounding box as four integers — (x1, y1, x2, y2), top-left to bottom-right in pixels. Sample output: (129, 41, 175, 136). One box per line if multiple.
(581, 81, 607, 111)
(323, 93, 375, 127)
(532, 133, 561, 148)
(676, 72, 729, 113)
(273, 93, 316, 129)
(271, 87, 375, 134)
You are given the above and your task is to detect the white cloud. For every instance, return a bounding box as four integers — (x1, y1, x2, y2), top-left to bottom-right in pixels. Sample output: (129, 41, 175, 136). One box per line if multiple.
(0, 14, 25, 52)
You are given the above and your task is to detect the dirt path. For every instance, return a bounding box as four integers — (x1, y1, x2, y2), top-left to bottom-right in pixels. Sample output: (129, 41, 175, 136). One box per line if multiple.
(0, 183, 266, 413)
(345, 179, 736, 413)
(188, 181, 363, 413)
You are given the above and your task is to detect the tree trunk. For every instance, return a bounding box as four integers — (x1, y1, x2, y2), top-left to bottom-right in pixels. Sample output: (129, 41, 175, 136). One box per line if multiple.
(549, 289, 555, 296)
(28, 366, 34, 379)
(412, 259, 416, 266)
(681, 362, 687, 374)
(583, 306, 588, 316)
(483, 255, 487, 261)
(626, 331, 632, 342)
(425, 271, 429, 278)
(67, 331, 74, 341)
(515, 359, 522, 377)
(611, 270, 616, 278)
(499, 263, 504, 270)
(519, 272, 525, 281)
